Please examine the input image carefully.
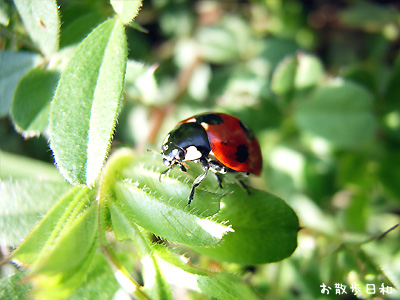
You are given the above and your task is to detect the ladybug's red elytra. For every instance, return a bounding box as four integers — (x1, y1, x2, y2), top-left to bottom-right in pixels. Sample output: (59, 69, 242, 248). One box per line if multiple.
(156, 112, 262, 205)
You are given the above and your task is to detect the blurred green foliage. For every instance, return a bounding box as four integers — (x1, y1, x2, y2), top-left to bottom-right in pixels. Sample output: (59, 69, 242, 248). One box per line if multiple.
(1, 0, 400, 299)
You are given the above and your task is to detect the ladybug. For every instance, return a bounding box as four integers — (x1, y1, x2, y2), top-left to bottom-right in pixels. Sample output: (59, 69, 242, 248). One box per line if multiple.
(156, 112, 262, 205)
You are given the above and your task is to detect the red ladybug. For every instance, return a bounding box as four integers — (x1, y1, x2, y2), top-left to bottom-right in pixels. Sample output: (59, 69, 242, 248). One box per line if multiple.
(157, 112, 262, 205)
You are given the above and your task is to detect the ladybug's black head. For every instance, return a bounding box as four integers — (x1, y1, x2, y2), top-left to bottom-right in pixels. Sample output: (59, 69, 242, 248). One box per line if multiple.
(159, 122, 211, 173)
(161, 142, 186, 167)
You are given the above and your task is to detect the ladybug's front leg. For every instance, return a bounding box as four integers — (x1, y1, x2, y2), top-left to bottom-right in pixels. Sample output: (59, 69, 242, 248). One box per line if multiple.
(188, 157, 209, 206)
(159, 166, 173, 181)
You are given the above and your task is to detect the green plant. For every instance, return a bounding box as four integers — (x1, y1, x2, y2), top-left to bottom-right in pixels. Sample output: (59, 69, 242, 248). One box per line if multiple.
(1, 0, 399, 299)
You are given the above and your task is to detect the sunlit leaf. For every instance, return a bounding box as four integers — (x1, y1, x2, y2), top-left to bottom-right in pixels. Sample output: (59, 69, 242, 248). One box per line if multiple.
(111, 0, 142, 25)
(294, 53, 323, 89)
(192, 186, 299, 264)
(125, 60, 159, 104)
(272, 53, 323, 95)
(13, 0, 59, 56)
(108, 189, 172, 299)
(49, 18, 127, 186)
(113, 180, 232, 246)
(11, 187, 91, 265)
(153, 244, 260, 300)
(29, 205, 98, 300)
(271, 56, 297, 95)
(68, 254, 120, 300)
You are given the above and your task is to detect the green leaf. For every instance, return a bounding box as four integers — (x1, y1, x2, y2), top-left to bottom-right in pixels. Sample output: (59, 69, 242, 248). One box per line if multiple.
(29, 205, 99, 300)
(49, 18, 128, 186)
(113, 180, 233, 246)
(197, 274, 260, 300)
(0, 179, 71, 246)
(0, 51, 41, 117)
(260, 37, 299, 68)
(0, 150, 64, 182)
(120, 155, 222, 216)
(141, 249, 173, 300)
(197, 26, 240, 64)
(103, 150, 225, 246)
(294, 79, 376, 148)
(11, 67, 59, 137)
(100, 149, 172, 299)
(0, 272, 31, 300)
(108, 199, 172, 299)
(11, 187, 91, 265)
(196, 16, 257, 64)
(152, 244, 208, 277)
(294, 53, 323, 89)
(68, 254, 120, 300)
(125, 60, 159, 105)
(271, 53, 323, 95)
(153, 245, 260, 300)
(111, 0, 143, 25)
(13, 0, 59, 56)
(192, 186, 299, 264)
(271, 56, 297, 95)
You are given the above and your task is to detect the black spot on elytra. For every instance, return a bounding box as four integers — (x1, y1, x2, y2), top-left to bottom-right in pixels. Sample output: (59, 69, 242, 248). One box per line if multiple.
(235, 144, 249, 163)
(239, 121, 255, 140)
(195, 114, 224, 125)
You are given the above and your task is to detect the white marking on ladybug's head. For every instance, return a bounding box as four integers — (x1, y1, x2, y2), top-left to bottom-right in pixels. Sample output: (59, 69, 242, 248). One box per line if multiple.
(201, 122, 209, 130)
(172, 148, 179, 157)
(162, 134, 170, 146)
(185, 146, 202, 161)
(186, 118, 196, 123)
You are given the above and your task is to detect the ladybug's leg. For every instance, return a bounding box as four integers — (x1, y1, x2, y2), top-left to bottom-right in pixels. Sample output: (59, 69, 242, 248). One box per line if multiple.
(236, 172, 251, 195)
(215, 174, 224, 189)
(159, 165, 174, 181)
(208, 160, 226, 189)
(188, 157, 209, 205)
(238, 180, 251, 195)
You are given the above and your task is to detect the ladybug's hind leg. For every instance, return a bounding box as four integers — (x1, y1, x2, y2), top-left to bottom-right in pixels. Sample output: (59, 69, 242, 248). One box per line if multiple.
(238, 180, 251, 195)
(215, 174, 224, 189)
(188, 157, 209, 206)
(236, 172, 251, 195)
(209, 159, 227, 189)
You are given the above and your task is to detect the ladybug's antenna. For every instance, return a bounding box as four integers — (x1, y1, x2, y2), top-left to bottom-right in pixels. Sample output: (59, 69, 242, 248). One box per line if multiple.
(147, 149, 161, 155)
